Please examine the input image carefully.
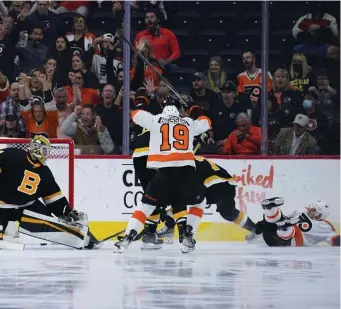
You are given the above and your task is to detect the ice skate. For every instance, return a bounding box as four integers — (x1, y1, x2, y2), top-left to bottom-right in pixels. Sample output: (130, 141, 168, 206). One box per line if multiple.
(177, 221, 186, 244)
(245, 230, 263, 243)
(181, 226, 196, 253)
(157, 226, 174, 244)
(113, 230, 137, 253)
(261, 197, 284, 210)
(141, 232, 163, 250)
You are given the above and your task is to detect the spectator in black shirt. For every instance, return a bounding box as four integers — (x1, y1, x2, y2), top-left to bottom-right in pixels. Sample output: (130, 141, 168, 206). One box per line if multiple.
(25, 1, 58, 48)
(190, 72, 218, 117)
(210, 81, 251, 150)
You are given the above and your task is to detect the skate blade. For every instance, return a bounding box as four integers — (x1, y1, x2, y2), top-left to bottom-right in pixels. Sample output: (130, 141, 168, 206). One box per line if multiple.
(161, 238, 174, 244)
(180, 243, 195, 253)
(141, 243, 162, 251)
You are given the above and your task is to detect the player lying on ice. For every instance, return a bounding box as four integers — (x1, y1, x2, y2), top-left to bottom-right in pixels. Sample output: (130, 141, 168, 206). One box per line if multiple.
(0, 135, 97, 250)
(254, 197, 340, 246)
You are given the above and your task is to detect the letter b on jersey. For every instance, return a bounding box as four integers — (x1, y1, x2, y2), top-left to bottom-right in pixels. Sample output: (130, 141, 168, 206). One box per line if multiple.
(17, 170, 41, 195)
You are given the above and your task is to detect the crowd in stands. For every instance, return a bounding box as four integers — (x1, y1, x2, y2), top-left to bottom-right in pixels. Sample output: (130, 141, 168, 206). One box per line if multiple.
(0, 1, 339, 155)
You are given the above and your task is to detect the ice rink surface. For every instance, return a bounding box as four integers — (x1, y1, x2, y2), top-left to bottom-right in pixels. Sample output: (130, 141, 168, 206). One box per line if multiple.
(0, 242, 339, 309)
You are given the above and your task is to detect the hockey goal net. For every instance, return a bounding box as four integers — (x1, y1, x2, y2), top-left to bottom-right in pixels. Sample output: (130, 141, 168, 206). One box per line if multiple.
(0, 138, 74, 208)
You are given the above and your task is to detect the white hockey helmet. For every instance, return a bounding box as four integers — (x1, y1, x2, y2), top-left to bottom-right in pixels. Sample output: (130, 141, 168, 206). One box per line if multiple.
(161, 96, 181, 118)
(307, 200, 330, 220)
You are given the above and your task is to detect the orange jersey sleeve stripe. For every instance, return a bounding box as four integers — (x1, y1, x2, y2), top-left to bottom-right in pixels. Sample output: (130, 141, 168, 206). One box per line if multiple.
(131, 110, 140, 121)
(188, 207, 204, 218)
(148, 152, 194, 163)
(132, 210, 147, 224)
(197, 115, 212, 128)
(293, 225, 304, 246)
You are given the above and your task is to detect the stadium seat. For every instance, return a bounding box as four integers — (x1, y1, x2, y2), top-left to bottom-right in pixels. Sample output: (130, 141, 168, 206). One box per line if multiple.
(168, 12, 201, 32)
(88, 12, 119, 35)
(57, 12, 82, 35)
(179, 49, 209, 71)
(130, 12, 146, 32)
(166, 68, 196, 91)
(218, 49, 243, 72)
(235, 30, 261, 51)
(270, 30, 295, 54)
(205, 12, 238, 32)
(241, 12, 262, 31)
(197, 30, 226, 54)
(172, 29, 191, 50)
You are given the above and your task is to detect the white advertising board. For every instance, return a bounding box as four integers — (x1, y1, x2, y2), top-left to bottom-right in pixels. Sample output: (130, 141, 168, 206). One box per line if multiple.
(74, 158, 340, 225)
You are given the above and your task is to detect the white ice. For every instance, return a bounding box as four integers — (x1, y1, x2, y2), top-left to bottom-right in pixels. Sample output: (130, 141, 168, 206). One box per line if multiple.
(0, 242, 339, 309)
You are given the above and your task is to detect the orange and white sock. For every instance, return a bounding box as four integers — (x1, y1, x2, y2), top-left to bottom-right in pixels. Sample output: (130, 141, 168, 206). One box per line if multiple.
(126, 203, 156, 235)
(264, 207, 282, 223)
(187, 198, 206, 234)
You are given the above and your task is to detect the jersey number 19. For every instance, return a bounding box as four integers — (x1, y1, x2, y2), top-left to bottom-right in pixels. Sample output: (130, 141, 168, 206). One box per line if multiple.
(160, 124, 189, 151)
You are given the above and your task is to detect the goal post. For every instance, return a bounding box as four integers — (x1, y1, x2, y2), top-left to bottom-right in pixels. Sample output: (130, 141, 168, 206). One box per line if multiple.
(0, 138, 75, 208)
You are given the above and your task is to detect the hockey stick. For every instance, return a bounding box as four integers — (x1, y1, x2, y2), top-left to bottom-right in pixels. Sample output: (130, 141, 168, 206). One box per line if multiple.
(116, 28, 187, 106)
(95, 229, 126, 246)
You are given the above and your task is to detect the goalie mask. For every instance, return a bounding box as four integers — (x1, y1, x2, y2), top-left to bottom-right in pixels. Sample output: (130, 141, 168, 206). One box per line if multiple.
(28, 135, 51, 165)
(307, 200, 329, 220)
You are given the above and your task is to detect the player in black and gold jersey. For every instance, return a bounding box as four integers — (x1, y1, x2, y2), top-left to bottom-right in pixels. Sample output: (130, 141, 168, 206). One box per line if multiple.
(0, 135, 92, 249)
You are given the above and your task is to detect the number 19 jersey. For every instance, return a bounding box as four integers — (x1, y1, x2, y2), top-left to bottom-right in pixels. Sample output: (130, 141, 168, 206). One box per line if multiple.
(131, 110, 211, 169)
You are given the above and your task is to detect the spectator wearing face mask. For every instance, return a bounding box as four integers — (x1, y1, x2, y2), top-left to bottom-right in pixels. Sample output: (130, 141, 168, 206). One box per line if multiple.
(275, 114, 319, 155)
(309, 69, 339, 123)
(222, 113, 261, 155)
(16, 25, 48, 75)
(189, 72, 218, 117)
(91, 33, 123, 87)
(289, 53, 314, 94)
(61, 104, 114, 155)
(24, 1, 58, 48)
(302, 90, 330, 154)
(135, 8, 180, 71)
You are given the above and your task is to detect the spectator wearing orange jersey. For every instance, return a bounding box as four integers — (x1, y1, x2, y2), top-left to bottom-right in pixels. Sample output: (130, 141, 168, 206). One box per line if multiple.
(65, 70, 99, 106)
(223, 113, 261, 155)
(135, 9, 180, 70)
(131, 39, 163, 91)
(237, 51, 272, 105)
(18, 73, 58, 138)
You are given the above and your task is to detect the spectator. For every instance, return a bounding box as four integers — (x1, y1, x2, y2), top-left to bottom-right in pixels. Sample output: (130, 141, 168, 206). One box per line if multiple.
(275, 114, 319, 155)
(48, 36, 73, 87)
(61, 104, 114, 154)
(55, 1, 89, 17)
(25, 1, 58, 48)
(93, 84, 123, 151)
(71, 54, 99, 89)
(16, 25, 48, 75)
(0, 81, 26, 133)
(91, 33, 123, 87)
(210, 81, 252, 148)
(222, 113, 261, 155)
(65, 70, 99, 106)
(0, 1, 25, 19)
(66, 15, 96, 57)
(0, 71, 10, 103)
(135, 8, 180, 71)
(131, 38, 163, 90)
(252, 94, 281, 154)
(18, 73, 58, 138)
(144, 78, 169, 115)
(54, 87, 71, 138)
(310, 68, 339, 122)
(289, 53, 314, 93)
(292, 3, 339, 61)
(189, 72, 218, 117)
(303, 90, 330, 154)
(24, 69, 49, 102)
(270, 68, 303, 127)
(207, 56, 227, 93)
(0, 113, 25, 138)
(237, 50, 272, 104)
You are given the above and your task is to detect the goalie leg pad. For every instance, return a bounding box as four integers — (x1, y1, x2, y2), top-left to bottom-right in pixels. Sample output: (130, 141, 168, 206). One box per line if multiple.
(18, 210, 89, 249)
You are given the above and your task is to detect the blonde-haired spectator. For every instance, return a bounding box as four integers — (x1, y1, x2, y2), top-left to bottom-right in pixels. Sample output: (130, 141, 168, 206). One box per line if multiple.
(207, 56, 226, 93)
(289, 53, 314, 93)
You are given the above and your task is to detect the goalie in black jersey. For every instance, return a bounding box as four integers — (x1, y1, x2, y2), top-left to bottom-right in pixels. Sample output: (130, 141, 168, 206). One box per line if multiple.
(0, 135, 95, 250)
